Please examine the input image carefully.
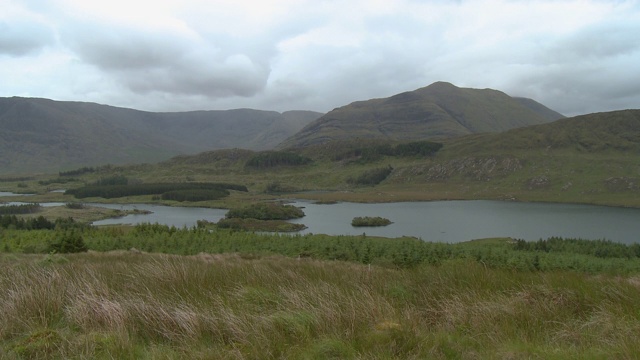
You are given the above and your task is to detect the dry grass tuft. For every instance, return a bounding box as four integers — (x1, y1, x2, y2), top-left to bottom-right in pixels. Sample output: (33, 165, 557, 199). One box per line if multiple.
(2, 252, 640, 358)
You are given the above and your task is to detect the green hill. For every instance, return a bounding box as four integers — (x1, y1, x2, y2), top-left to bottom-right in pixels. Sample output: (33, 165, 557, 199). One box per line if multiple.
(443, 109, 640, 155)
(278, 82, 564, 149)
(0, 97, 321, 175)
(114, 109, 640, 208)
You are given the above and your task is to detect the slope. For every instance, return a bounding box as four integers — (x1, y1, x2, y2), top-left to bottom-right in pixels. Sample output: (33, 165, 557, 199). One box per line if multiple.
(0, 97, 321, 175)
(278, 81, 564, 149)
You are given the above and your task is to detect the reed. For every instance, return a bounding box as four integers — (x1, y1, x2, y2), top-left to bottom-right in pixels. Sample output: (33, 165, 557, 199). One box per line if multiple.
(2, 252, 640, 359)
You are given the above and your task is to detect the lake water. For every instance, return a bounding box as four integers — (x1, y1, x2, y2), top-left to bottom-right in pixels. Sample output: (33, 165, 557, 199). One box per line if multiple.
(91, 204, 228, 228)
(0, 191, 34, 197)
(287, 200, 640, 244)
(3, 200, 640, 244)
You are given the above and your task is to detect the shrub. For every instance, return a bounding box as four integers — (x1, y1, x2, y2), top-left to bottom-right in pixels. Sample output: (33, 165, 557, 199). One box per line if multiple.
(264, 182, 298, 194)
(246, 151, 312, 169)
(48, 230, 88, 253)
(333, 141, 442, 163)
(94, 175, 129, 186)
(65, 203, 85, 209)
(348, 166, 393, 186)
(66, 182, 247, 199)
(161, 189, 229, 202)
(351, 216, 393, 227)
(0, 203, 41, 215)
(216, 218, 306, 232)
(226, 203, 305, 220)
(59, 166, 95, 177)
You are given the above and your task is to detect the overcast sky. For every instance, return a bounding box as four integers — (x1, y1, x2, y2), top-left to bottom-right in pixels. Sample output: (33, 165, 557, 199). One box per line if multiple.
(1, 0, 639, 116)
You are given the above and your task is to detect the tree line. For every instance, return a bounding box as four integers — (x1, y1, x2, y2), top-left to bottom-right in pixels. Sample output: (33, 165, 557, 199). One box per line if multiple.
(66, 182, 248, 200)
(245, 151, 312, 169)
(333, 140, 443, 163)
(0, 203, 41, 215)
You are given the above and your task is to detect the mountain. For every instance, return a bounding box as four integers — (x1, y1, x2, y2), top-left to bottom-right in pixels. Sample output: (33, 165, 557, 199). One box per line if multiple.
(143, 109, 640, 207)
(443, 109, 640, 155)
(0, 97, 321, 175)
(277, 82, 564, 149)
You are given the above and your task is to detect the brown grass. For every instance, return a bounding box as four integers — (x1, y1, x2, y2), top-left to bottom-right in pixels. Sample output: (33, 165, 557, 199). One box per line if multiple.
(1, 252, 640, 359)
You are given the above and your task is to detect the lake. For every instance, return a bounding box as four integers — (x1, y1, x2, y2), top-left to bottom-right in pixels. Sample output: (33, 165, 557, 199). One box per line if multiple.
(0, 191, 34, 197)
(94, 200, 640, 244)
(3, 200, 640, 244)
(287, 200, 640, 244)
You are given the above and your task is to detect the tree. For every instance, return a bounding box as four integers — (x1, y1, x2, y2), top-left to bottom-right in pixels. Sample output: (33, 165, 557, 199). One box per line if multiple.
(48, 230, 88, 253)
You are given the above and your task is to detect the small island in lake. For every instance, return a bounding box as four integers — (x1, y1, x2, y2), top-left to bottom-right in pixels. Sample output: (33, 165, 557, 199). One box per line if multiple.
(351, 216, 393, 227)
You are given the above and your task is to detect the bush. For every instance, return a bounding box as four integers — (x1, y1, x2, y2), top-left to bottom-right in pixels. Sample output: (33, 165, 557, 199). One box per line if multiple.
(216, 218, 306, 232)
(161, 189, 229, 202)
(65, 203, 85, 209)
(226, 203, 305, 220)
(246, 151, 312, 168)
(94, 175, 129, 186)
(348, 166, 393, 186)
(48, 230, 88, 253)
(59, 166, 95, 177)
(333, 141, 443, 163)
(0, 203, 41, 215)
(351, 216, 393, 227)
(264, 182, 298, 194)
(66, 182, 247, 199)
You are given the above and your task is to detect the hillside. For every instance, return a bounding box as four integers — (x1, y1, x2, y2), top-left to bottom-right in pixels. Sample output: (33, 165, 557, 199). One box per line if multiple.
(442, 109, 640, 155)
(278, 81, 564, 149)
(0, 97, 321, 175)
(58, 108, 637, 209)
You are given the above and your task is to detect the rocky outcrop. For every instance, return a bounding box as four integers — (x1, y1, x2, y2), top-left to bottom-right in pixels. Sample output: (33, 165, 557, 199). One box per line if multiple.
(424, 156, 523, 181)
(604, 177, 639, 192)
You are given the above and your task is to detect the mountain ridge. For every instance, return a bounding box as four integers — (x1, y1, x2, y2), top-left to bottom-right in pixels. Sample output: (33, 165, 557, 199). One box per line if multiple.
(277, 81, 564, 149)
(0, 96, 321, 175)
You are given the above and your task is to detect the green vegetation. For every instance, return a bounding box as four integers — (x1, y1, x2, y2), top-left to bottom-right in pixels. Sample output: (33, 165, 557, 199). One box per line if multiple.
(348, 165, 393, 186)
(245, 151, 312, 168)
(2, 232, 640, 358)
(161, 189, 230, 202)
(38, 177, 80, 186)
(334, 140, 443, 163)
(3, 224, 640, 274)
(0, 215, 55, 230)
(513, 237, 640, 259)
(216, 202, 306, 232)
(64, 203, 85, 209)
(0, 203, 41, 215)
(216, 218, 307, 232)
(59, 166, 96, 177)
(225, 202, 305, 220)
(48, 230, 88, 253)
(279, 81, 561, 149)
(3, 86, 640, 357)
(93, 175, 129, 186)
(66, 182, 247, 200)
(4, 110, 640, 209)
(351, 216, 393, 227)
(0, 215, 82, 231)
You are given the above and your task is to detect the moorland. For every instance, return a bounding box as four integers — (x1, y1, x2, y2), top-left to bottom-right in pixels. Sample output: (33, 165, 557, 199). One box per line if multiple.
(2, 82, 640, 358)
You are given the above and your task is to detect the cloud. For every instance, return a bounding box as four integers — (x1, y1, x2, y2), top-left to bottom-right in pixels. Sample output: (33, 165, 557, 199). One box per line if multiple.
(1, 0, 639, 116)
(0, 17, 54, 56)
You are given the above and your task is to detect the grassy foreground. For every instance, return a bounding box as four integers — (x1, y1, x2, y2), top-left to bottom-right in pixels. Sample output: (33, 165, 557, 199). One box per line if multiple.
(1, 250, 640, 359)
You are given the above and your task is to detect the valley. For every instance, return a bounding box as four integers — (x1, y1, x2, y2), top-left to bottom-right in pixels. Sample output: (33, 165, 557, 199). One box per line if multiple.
(2, 83, 640, 359)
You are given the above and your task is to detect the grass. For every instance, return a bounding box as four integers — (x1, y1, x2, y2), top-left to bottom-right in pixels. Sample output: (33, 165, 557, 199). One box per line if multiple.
(1, 251, 640, 359)
(13, 205, 148, 224)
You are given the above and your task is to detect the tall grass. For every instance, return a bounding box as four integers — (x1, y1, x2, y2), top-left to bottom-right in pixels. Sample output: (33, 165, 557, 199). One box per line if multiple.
(2, 252, 640, 359)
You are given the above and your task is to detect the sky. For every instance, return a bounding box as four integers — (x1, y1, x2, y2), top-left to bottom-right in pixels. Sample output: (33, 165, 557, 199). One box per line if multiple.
(1, 0, 639, 116)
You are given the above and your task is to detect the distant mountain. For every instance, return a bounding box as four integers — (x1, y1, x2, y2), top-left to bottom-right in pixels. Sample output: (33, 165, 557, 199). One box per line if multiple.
(0, 97, 321, 175)
(278, 82, 564, 149)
